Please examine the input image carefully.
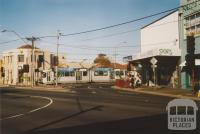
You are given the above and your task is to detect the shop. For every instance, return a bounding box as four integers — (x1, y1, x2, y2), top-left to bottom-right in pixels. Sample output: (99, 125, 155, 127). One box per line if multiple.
(128, 11, 181, 87)
(179, 0, 200, 89)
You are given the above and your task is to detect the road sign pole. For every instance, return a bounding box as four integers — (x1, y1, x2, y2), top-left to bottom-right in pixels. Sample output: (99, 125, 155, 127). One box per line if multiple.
(150, 57, 158, 87)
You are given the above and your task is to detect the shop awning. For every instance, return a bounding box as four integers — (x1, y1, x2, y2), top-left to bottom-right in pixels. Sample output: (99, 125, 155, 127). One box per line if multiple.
(130, 46, 181, 62)
(179, 59, 200, 67)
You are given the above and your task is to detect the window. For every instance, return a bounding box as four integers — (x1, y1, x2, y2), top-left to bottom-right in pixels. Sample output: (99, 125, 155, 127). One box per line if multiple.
(64, 71, 75, 77)
(18, 55, 24, 62)
(116, 71, 120, 76)
(94, 70, 108, 76)
(83, 71, 87, 76)
(120, 71, 124, 75)
(42, 72, 46, 78)
(116, 71, 124, 76)
(170, 106, 176, 115)
(177, 106, 186, 115)
(184, 12, 200, 36)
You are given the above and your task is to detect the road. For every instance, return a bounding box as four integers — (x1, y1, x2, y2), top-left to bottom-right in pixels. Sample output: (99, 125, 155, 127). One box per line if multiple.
(0, 83, 199, 134)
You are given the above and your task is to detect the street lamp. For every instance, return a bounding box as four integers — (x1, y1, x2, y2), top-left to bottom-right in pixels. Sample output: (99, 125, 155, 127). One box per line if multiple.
(1, 29, 27, 44)
(55, 30, 62, 86)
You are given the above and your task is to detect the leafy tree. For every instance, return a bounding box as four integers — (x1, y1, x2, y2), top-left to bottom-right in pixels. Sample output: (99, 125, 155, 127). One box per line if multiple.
(94, 54, 111, 67)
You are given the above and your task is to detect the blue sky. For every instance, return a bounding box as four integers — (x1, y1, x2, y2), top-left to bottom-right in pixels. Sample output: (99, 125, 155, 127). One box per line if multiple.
(0, 0, 179, 63)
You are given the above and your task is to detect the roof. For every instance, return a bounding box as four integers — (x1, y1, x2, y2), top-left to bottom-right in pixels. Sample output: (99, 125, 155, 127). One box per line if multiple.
(17, 44, 39, 49)
(66, 62, 94, 69)
(141, 10, 178, 29)
(110, 63, 127, 69)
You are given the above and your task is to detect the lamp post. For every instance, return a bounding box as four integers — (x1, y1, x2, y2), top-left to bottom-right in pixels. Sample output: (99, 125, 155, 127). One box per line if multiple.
(26, 37, 38, 87)
(1, 29, 27, 44)
(55, 30, 62, 87)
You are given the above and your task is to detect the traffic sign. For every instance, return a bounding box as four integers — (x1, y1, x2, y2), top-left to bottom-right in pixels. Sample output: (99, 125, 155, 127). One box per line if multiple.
(151, 64, 157, 68)
(150, 57, 158, 65)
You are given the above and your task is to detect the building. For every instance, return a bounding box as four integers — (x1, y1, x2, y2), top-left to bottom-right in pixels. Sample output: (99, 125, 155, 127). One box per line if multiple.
(128, 11, 181, 87)
(179, 0, 200, 89)
(2, 44, 62, 85)
(0, 58, 4, 85)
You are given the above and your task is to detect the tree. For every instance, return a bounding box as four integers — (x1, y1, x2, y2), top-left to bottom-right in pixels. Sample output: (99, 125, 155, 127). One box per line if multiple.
(94, 54, 111, 67)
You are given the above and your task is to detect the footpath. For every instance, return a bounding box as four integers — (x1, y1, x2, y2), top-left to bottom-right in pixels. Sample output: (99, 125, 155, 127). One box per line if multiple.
(0, 84, 69, 93)
(113, 86, 200, 101)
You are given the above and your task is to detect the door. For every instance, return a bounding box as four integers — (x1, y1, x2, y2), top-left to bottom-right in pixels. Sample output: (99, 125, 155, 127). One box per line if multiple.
(76, 71, 82, 81)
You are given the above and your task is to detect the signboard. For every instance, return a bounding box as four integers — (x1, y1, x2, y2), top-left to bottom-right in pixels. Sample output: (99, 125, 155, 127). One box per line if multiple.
(123, 56, 132, 63)
(159, 49, 173, 56)
(150, 57, 158, 65)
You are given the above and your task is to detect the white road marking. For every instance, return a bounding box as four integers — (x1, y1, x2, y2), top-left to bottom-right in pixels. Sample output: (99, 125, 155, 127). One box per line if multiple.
(28, 96, 53, 113)
(0, 95, 53, 121)
(2, 114, 25, 120)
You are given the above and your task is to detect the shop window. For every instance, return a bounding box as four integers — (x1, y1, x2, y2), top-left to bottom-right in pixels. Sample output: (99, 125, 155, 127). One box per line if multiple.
(18, 55, 24, 62)
(65, 71, 70, 76)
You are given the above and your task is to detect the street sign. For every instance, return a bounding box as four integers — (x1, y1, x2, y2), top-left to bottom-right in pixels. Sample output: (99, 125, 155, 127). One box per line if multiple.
(150, 57, 158, 65)
(150, 57, 157, 87)
(151, 64, 157, 68)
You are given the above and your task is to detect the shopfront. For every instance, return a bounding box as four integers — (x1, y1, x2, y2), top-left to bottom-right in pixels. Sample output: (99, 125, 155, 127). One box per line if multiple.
(179, 0, 200, 89)
(129, 47, 181, 87)
(127, 10, 181, 87)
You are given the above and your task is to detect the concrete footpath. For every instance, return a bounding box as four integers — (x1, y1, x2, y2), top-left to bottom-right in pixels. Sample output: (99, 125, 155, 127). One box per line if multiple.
(0, 85, 70, 93)
(113, 86, 200, 101)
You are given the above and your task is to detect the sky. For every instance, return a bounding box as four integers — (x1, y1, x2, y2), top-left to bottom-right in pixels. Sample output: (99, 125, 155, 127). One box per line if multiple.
(0, 0, 180, 63)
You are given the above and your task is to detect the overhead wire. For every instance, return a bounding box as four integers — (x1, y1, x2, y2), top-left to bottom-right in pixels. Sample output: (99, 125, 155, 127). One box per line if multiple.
(0, 0, 199, 46)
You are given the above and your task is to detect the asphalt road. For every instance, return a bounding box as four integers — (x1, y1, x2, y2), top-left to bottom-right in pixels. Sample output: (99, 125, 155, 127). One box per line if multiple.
(0, 83, 199, 134)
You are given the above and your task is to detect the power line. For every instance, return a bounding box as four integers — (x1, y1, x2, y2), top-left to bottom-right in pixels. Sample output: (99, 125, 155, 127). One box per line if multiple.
(38, 7, 178, 39)
(0, 18, 178, 46)
(40, 38, 175, 49)
(1, 0, 199, 45)
(0, 39, 21, 45)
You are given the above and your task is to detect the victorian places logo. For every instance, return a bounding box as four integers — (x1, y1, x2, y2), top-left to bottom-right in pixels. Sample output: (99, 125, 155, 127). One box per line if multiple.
(166, 99, 198, 130)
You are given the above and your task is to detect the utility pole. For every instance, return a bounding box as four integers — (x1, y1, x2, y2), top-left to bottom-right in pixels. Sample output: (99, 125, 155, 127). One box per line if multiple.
(56, 30, 61, 86)
(26, 37, 38, 87)
(113, 42, 126, 69)
(114, 47, 117, 69)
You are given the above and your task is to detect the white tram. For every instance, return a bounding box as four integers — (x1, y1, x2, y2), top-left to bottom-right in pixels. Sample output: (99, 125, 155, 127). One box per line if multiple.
(41, 67, 117, 84)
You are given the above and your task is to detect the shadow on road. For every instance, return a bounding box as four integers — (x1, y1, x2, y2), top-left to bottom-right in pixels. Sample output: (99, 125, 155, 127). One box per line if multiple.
(22, 105, 104, 134)
(24, 112, 199, 134)
(0, 88, 21, 95)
